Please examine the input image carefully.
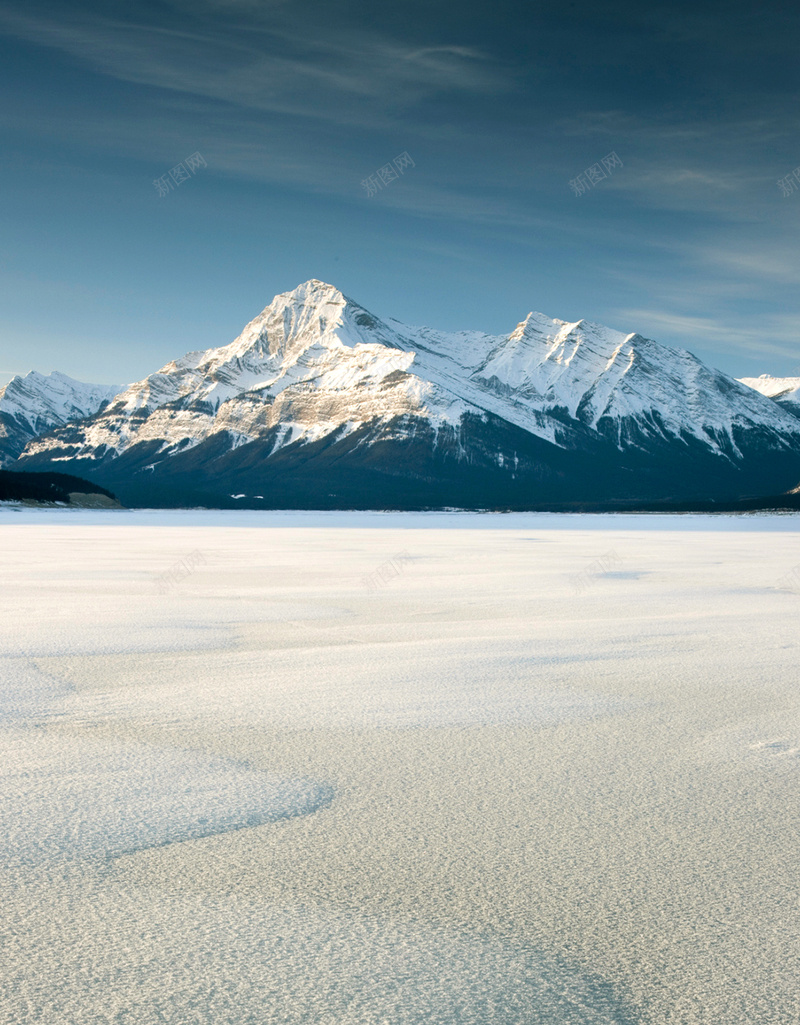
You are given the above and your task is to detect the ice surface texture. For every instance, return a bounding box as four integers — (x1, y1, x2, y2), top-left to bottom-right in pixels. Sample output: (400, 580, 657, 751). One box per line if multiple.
(0, 733, 333, 864)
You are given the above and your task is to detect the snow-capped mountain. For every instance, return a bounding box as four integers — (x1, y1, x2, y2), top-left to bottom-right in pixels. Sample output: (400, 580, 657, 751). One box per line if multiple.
(738, 374, 800, 420)
(0, 371, 123, 467)
(13, 281, 800, 508)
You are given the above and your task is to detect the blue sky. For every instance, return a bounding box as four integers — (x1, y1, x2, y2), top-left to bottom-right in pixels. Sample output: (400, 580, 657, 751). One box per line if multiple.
(2, 0, 800, 388)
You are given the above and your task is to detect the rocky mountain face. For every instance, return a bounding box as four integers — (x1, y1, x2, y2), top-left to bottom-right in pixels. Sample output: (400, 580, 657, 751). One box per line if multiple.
(11, 281, 800, 509)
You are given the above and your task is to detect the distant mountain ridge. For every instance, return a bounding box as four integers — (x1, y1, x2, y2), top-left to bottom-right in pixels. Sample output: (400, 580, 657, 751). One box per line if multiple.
(0, 371, 122, 467)
(737, 374, 800, 420)
(9, 280, 800, 509)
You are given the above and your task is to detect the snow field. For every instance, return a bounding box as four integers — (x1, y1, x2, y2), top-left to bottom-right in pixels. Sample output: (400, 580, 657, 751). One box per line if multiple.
(1, 509, 799, 1024)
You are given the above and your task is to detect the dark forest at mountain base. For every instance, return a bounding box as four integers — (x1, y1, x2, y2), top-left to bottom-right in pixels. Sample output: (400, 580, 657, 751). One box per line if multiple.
(0, 470, 119, 506)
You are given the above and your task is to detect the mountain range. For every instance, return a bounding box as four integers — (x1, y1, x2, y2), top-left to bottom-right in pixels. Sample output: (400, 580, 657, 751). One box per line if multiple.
(6, 280, 800, 509)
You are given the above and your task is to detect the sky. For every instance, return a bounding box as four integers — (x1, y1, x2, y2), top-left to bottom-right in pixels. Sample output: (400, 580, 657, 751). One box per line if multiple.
(1, 0, 800, 388)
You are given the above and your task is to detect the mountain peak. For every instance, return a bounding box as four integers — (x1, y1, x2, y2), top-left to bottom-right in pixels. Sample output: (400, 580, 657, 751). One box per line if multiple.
(508, 311, 555, 342)
(278, 279, 348, 309)
(215, 279, 400, 367)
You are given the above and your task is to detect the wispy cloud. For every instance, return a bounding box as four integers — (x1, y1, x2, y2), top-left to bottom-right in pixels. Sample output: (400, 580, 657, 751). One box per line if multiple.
(697, 246, 800, 287)
(0, 2, 508, 132)
(616, 308, 800, 364)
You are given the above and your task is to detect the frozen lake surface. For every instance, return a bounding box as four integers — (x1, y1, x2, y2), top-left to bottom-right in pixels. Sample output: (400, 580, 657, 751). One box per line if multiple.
(1, 508, 799, 1024)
